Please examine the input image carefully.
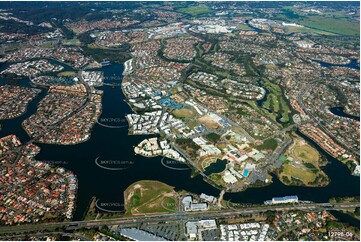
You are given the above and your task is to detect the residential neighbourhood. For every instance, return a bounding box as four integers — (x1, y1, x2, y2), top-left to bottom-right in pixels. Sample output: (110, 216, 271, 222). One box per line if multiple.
(0, 1, 359, 241)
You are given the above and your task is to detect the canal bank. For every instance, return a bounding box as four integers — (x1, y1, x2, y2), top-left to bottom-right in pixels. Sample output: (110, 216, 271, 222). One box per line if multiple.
(0, 63, 359, 221)
(312, 59, 360, 71)
(330, 107, 360, 121)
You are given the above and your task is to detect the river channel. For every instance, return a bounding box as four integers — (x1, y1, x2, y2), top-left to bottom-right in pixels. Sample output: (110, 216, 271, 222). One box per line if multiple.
(0, 62, 359, 221)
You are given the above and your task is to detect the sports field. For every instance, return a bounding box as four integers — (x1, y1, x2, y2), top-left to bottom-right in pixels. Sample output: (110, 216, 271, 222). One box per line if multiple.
(172, 107, 196, 119)
(281, 162, 317, 184)
(293, 144, 319, 163)
(124, 180, 178, 215)
(278, 134, 329, 187)
(176, 4, 211, 16)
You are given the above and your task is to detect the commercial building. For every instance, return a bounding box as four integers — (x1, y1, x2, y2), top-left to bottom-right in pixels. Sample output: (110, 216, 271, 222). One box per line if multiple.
(264, 195, 299, 205)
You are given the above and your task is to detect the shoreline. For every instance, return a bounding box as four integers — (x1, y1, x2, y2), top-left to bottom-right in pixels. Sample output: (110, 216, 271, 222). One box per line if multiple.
(21, 108, 101, 146)
(118, 64, 279, 194)
(0, 86, 41, 121)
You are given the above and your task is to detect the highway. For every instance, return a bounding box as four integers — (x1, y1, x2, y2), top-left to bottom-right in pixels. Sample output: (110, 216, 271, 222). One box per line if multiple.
(0, 232, 89, 241)
(0, 202, 358, 234)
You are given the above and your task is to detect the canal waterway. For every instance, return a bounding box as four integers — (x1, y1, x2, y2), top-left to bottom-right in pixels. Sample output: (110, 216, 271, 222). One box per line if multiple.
(330, 210, 360, 229)
(0, 63, 359, 221)
(312, 58, 360, 71)
(330, 107, 360, 121)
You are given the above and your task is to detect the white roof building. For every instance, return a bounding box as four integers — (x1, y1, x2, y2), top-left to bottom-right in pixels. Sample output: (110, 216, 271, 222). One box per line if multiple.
(223, 170, 237, 184)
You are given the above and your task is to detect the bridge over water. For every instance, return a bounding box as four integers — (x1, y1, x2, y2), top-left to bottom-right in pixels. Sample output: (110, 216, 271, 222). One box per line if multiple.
(103, 82, 122, 87)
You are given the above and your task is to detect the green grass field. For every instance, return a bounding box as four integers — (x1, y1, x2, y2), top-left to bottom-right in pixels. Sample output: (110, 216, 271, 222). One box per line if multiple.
(287, 135, 321, 164)
(177, 4, 211, 16)
(262, 80, 291, 124)
(255, 138, 278, 151)
(187, 120, 200, 129)
(278, 134, 330, 187)
(281, 162, 317, 184)
(64, 38, 81, 45)
(124, 180, 178, 215)
(57, 71, 76, 77)
(293, 144, 319, 163)
(284, 26, 337, 36)
(278, 159, 329, 187)
(40, 42, 56, 48)
(274, 11, 359, 36)
(238, 24, 253, 31)
(279, 98, 290, 123)
(270, 94, 280, 113)
(172, 108, 196, 119)
(195, 43, 204, 57)
(298, 16, 360, 36)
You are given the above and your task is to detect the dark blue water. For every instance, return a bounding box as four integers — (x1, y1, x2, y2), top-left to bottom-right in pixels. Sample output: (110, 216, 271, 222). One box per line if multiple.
(256, 81, 289, 125)
(0, 58, 75, 76)
(245, 19, 262, 33)
(0, 58, 73, 142)
(224, 131, 360, 204)
(0, 79, 46, 142)
(330, 107, 360, 121)
(204, 159, 228, 176)
(1, 63, 360, 221)
(256, 81, 270, 108)
(312, 59, 360, 70)
(330, 210, 360, 229)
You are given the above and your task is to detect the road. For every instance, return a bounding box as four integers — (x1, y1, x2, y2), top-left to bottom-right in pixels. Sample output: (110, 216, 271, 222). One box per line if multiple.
(103, 82, 122, 87)
(269, 137, 293, 168)
(0, 71, 92, 158)
(0, 74, 92, 168)
(297, 80, 359, 158)
(170, 142, 207, 178)
(227, 136, 292, 192)
(0, 71, 94, 191)
(0, 71, 94, 214)
(264, 123, 298, 141)
(0, 202, 358, 235)
(169, 116, 293, 193)
(0, 232, 89, 241)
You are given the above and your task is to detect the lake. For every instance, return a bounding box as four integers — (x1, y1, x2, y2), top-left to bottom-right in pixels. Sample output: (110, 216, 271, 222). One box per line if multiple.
(0, 63, 359, 221)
